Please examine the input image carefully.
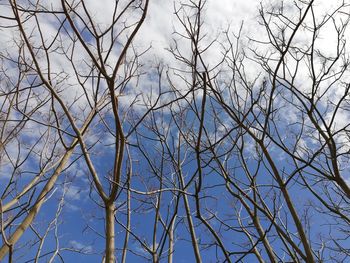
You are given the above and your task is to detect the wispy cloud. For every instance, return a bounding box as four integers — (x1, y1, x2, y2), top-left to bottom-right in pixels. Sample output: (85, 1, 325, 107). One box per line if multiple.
(69, 240, 93, 253)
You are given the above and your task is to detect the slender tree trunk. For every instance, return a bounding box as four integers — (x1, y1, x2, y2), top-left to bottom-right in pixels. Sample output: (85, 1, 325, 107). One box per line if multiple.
(0, 149, 73, 260)
(105, 203, 116, 263)
(121, 183, 130, 263)
(182, 192, 202, 262)
(168, 218, 175, 263)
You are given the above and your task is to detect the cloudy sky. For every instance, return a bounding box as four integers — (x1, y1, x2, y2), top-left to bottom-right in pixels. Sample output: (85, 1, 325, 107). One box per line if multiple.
(1, 0, 350, 262)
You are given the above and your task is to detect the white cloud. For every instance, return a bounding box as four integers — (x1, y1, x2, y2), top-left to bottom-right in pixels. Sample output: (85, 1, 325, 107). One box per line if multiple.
(65, 185, 82, 200)
(61, 184, 88, 201)
(69, 240, 93, 253)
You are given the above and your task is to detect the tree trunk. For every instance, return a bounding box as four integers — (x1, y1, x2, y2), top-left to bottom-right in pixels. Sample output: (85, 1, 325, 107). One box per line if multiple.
(105, 203, 116, 262)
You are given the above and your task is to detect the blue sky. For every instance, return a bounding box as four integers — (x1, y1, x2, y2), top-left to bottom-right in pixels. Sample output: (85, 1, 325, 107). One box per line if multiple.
(1, 0, 350, 262)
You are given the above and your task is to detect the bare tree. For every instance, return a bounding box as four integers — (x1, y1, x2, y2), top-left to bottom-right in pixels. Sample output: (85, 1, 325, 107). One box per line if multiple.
(1, 0, 350, 262)
(162, 0, 350, 261)
(0, 0, 153, 261)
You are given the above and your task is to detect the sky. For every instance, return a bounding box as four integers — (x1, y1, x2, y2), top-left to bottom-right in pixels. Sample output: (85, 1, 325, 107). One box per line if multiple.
(1, 0, 350, 262)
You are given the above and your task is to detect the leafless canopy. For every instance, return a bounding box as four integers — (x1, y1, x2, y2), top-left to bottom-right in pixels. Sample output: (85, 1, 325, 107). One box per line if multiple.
(1, 0, 350, 262)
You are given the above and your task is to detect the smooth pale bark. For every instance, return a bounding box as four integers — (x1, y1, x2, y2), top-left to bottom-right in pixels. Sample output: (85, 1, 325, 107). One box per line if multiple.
(121, 183, 131, 263)
(168, 219, 175, 263)
(105, 203, 116, 262)
(0, 149, 73, 260)
(182, 188, 202, 262)
(0, 104, 96, 260)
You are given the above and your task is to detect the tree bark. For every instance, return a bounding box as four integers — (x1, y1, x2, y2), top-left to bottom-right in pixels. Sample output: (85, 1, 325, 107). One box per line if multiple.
(105, 203, 116, 263)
